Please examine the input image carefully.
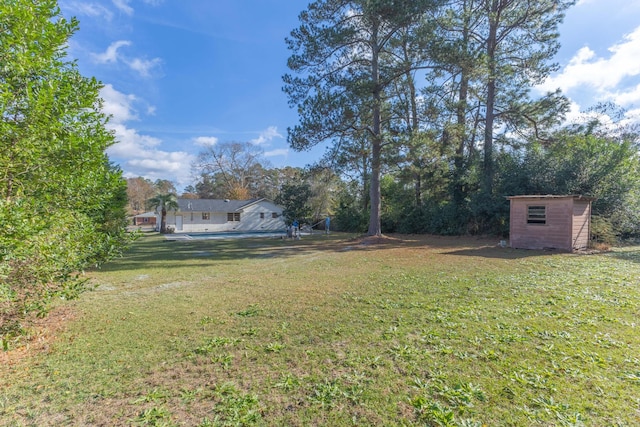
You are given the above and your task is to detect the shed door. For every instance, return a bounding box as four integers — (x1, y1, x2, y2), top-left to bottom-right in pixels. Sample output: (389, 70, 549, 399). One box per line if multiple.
(176, 215, 183, 231)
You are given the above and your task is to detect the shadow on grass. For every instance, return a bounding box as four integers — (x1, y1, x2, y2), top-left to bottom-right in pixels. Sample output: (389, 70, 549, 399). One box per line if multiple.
(96, 232, 364, 272)
(605, 248, 640, 264)
(444, 246, 557, 259)
(95, 233, 561, 273)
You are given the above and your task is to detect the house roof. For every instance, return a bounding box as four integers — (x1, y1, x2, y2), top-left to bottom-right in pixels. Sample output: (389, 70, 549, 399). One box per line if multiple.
(133, 211, 158, 218)
(176, 198, 269, 212)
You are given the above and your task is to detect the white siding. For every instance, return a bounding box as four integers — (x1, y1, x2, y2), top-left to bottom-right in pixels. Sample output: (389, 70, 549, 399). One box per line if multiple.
(165, 200, 285, 233)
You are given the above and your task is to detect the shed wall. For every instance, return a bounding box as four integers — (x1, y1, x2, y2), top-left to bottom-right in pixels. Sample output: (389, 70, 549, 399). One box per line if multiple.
(572, 200, 591, 249)
(509, 198, 573, 251)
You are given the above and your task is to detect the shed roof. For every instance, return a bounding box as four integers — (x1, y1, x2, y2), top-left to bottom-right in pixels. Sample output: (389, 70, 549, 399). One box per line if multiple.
(506, 195, 595, 201)
(176, 198, 270, 212)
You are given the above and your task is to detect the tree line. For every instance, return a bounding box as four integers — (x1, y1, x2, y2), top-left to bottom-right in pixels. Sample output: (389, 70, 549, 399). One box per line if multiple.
(282, 0, 639, 238)
(169, 0, 639, 239)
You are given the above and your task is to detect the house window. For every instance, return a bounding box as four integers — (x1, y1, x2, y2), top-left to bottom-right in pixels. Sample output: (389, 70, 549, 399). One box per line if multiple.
(527, 205, 546, 225)
(143, 217, 149, 223)
(260, 212, 265, 219)
(202, 212, 210, 220)
(272, 212, 278, 218)
(227, 212, 241, 221)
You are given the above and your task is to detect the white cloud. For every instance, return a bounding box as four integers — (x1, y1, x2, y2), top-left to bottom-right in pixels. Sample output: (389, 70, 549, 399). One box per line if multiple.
(539, 26, 640, 94)
(626, 107, 640, 120)
(92, 40, 131, 64)
(100, 83, 139, 123)
(251, 126, 283, 145)
(126, 57, 162, 78)
(91, 41, 161, 78)
(128, 156, 188, 174)
(112, 0, 133, 15)
(264, 148, 289, 157)
(610, 83, 640, 107)
(193, 136, 219, 146)
(64, 1, 114, 20)
(100, 85, 194, 187)
(106, 123, 161, 154)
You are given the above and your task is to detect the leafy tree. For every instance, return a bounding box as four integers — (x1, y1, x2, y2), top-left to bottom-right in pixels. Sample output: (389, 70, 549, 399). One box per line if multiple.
(322, 133, 372, 219)
(275, 182, 313, 225)
(256, 166, 304, 201)
(284, 0, 443, 236)
(1, 0, 131, 343)
(195, 173, 226, 199)
(147, 193, 179, 234)
(154, 179, 177, 196)
(305, 166, 340, 223)
(126, 177, 156, 214)
(193, 141, 268, 200)
(181, 185, 199, 199)
(495, 120, 640, 238)
(331, 179, 369, 233)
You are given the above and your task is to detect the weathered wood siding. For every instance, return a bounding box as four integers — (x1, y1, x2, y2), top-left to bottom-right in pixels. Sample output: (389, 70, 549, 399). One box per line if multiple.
(572, 200, 591, 249)
(510, 198, 572, 251)
(509, 196, 592, 252)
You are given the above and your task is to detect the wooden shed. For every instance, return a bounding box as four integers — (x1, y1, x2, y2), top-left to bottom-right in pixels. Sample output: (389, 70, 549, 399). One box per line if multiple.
(507, 195, 594, 252)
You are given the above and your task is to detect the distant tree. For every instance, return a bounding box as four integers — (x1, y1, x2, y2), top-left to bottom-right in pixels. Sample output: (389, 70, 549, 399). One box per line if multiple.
(181, 185, 199, 199)
(193, 141, 268, 200)
(275, 182, 313, 225)
(154, 179, 177, 195)
(195, 173, 224, 199)
(126, 177, 155, 214)
(306, 167, 340, 223)
(147, 193, 179, 233)
(257, 166, 304, 201)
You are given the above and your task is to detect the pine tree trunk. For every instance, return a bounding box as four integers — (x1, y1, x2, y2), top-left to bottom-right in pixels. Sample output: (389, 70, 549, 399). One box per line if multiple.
(368, 21, 383, 237)
(483, 0, 499, 196)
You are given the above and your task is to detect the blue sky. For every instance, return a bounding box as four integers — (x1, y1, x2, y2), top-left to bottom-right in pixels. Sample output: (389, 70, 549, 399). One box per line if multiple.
(59, 0, 640, 189)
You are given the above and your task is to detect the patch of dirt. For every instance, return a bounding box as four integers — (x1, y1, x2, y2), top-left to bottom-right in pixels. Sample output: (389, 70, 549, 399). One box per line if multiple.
(0, 304, 76, 367)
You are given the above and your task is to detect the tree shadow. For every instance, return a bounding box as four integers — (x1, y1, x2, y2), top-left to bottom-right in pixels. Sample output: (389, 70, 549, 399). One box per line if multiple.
(94, 233, 590, 274)
(604, 247, 640, 264)
(444, 246, 560, 259)
(95, 232, 365, 272)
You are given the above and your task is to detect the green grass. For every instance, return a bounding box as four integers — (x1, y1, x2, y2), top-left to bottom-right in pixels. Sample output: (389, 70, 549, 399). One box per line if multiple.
(1, 233, 639, 426)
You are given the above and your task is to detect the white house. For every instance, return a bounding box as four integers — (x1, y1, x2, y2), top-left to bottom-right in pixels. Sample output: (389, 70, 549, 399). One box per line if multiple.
(164, 198, 286, 233)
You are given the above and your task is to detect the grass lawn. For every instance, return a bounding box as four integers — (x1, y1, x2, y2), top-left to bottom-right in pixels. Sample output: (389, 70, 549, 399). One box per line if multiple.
(1, 232, 639, 426)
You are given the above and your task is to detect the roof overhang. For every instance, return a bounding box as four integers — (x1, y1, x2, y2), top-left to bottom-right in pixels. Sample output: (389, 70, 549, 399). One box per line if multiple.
(506, 195, 595, 202)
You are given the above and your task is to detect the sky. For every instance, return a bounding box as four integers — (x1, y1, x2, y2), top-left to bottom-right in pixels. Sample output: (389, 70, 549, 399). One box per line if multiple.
(58, 0, 640, 190)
